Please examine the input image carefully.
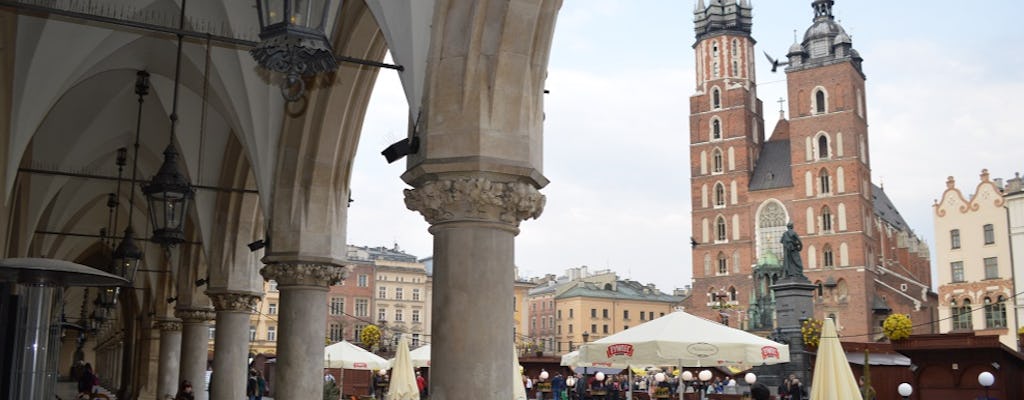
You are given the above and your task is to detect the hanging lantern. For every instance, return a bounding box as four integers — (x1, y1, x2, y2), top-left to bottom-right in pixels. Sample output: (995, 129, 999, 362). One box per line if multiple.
(252, 0, 338, 100)
(96, 287, 119, 308)
(112, 226, 142, 283)
(142, 144, 194, 247)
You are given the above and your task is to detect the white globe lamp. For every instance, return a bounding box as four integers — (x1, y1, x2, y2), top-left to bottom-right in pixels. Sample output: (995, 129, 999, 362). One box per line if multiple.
(744, 373, 756, 385)
(655, 372, 666, 382)
(698, 370, 713, 382)
(540, 370, 549, 381)
(682, 371, 694, 381)
(897, 382, 913, 399)
(596, 372, 605, 381)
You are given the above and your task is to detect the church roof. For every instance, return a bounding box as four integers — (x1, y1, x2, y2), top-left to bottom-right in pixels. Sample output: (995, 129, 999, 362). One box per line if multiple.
(749, 140, 793, 191)
(872, 184, 909, 231)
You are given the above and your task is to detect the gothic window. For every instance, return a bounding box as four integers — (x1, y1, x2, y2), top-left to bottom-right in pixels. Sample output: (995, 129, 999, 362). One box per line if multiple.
(716, 217, 727, 242)
(714, 183, 726, 207)
(712, 42, 719, 57)
(819, 168, 831, 194)
(717, 252, 728, 274)
(821, 206, 833, 232)
(984, 296, 1007, 328)
(756, 200, 788, 260)
(818, 135, 829, 159)
(729, 286, 737, 301)
(815, 89, 826, 114)
(731, 39, 738, 57)
(712, 118, 722, 140)
(732, 60, 739, 76)
(712, 88, 721, 109)
(823, 244, 834, 267)
(950, 229, 961, 249)
(712, 149, 723, 173)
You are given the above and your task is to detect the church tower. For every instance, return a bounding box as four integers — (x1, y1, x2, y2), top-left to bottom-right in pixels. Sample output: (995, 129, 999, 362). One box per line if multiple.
(689, 0, 765, 310)
(784, 0, 875, 276)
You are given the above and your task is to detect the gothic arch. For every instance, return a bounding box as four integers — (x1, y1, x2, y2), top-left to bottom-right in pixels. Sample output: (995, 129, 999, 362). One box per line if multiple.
(755, 199, 788, 260)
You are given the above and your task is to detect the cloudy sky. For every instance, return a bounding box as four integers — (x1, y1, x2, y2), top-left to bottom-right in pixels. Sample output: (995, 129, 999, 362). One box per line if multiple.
(347, 1, 1024, 292)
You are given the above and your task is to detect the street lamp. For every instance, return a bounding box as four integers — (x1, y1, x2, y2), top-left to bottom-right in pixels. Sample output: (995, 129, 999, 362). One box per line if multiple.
(978, 371, 994, 400)
(253, 0, 338, 101)
(744, 373, 756, 385)
(582, 331, 590, 345)
(897, 382, 912, 400)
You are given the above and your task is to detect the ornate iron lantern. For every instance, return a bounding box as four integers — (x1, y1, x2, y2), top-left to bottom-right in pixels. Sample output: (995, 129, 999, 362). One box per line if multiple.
(142, 144, 194, 246)
(112, 226, 142, 283)
(252, 0, 339, 101)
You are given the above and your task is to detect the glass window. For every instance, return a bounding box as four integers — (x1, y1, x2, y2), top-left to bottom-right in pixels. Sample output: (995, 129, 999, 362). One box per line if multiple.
(378, 308, 386, 322)
(355, 299, 368, 317)
(378, 286, 387, 299)
(395, 287, 403, 300)
(712, 119, 722, 139)
(984, 297, 1007, 328)
(818, 135, 829, 159)
(819, 168, 831, 194)
(328, 323, 342, 342)
(354, 324, 365, 343)
(357, 274, 368, 287)
(815, 89, 826, 114)
(951, 261, 964, 283)
(823, 245, 834, 267)
(602, 309, 609, 319)
(603, 324, 609, 334)
(640, 311, 646, 321)
(329, 298, 342, 316)
(267, 326, 277, 342)
(569, 309, 574, 318)
(712, 88, 721, 109)
(269, 302, 278, 315)
(412, 288, 420, 301)
(950, 229, 961, 249)
(249, 326, 257, 341)
(412, 333, 420, 347)
(208, 326, 216, 340)
(591, 309, 597, 318)
(715, 184, 726, 207)
(984, 257, 999, 279)
(717, 253, 728, 274)
(716, 217, 727, 241)
(713, 149, 723, 173)
(952, 299, 973, 330)
(984, 224, 995, 245)
(395, 309, 403, 322)
(557, 310, 562, 319)
(822, 206, 832, 232)
(590, 324, 597, 333)
(412, 309, 420, 323)
(623, 310, 629, 320)
(268, 280, 278, 292)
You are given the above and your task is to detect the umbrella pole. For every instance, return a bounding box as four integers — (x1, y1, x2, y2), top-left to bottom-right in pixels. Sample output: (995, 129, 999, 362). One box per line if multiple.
(627, 367, 633, 400)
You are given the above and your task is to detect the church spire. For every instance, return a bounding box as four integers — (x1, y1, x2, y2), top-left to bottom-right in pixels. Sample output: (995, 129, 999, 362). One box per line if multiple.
(812, 0, 835, 21)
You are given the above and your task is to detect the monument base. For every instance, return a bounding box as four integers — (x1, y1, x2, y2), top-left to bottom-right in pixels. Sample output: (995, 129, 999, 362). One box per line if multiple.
(770, 277, 817, 390)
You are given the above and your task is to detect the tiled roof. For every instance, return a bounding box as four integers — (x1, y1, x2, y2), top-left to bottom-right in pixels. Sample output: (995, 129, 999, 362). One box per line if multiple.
(872, 184, 908, 231)
(555, 280, 682, 303)
(749, 140, 793, 191)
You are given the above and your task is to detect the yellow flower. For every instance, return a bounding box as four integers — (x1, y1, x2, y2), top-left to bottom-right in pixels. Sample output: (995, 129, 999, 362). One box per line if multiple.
(882, 314, 912, 341)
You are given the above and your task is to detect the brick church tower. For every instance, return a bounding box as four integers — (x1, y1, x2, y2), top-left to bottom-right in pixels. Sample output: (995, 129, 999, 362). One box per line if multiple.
(686, 0, 935, 341)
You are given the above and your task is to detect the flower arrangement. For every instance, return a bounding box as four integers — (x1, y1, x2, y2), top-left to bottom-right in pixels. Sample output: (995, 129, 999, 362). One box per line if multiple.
(360, 325, 381, 349)
(882, 314, 912, 341)
(801, 318, 823, 348)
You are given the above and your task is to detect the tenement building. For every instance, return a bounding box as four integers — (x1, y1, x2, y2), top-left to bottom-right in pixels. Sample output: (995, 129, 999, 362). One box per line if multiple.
(684, 0, 935, 340)
(934, 171, 1019, 349)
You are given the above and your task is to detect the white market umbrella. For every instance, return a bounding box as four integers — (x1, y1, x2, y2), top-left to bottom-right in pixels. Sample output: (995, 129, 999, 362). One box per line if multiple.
(513, 345, 528, 400)
(810, 318, 860, 400)
(324, 340, 390, 370)
(388, 344, 431, 368)
(387, 335, 419, 400)
(577, 310, 789, 369)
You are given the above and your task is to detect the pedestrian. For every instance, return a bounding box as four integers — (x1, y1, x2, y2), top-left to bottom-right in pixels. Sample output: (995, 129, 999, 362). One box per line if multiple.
(750, 382, 770, 400)
(416, 371, 428, 399)
(788, 376, 805, 400)
(778, 377, 790, 400)
(246, 369, 259, 400)
(552, 372, 566, 400)
(78, 362, 95, 399)
(255, 370, 267, 400)
(174, 379, 195, 400)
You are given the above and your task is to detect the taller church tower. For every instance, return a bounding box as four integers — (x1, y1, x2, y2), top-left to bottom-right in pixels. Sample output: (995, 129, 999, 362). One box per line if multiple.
(689, 0, 766, 298)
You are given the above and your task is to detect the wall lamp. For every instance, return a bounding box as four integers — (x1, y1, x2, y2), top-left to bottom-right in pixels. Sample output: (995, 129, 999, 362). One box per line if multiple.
(248, 239, 267, 252)
(381, 137, 420, 164)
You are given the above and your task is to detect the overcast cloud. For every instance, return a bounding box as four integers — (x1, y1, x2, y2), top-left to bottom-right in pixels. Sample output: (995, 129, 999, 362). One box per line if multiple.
(347, 1, 1024, 292)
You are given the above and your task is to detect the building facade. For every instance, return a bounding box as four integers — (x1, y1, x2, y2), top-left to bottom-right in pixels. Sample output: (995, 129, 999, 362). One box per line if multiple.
(326, 262, 375, 345)
(934, 171, 1018, 348)
(685, 0, 934, 340)
(555, 279, 682, 353)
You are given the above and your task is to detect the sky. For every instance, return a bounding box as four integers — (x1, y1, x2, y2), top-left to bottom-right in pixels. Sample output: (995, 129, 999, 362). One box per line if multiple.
(346, 1, 1024, 292)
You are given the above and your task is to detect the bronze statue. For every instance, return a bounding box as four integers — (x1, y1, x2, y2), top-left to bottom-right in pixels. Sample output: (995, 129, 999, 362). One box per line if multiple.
(780, 222, 804, 279)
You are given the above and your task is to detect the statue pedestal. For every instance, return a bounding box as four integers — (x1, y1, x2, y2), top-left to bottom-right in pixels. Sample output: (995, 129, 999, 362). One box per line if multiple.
(771, 277, 817, 388)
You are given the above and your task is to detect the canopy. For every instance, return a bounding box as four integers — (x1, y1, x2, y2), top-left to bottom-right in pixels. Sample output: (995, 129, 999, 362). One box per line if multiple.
(810, 318, 860, 400)
(576, 310, 789, 369)
(324, 340, 389, 370)
(561, 351, 624, 376)
(387, 335, 419, 400)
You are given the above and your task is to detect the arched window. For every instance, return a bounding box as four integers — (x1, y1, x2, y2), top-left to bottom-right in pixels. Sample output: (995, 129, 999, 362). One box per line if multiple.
(731, 39, 738, 57)
(716, 216, 727, 242)
(823, 244, 834, 267)
(821, 206, 833, 232)
(732, 60, 739, 76)
(814, 280, 824, 302)
(985, 296, 1007, 328)
(819, 168, 831, 194)
(728, 286, 737, 301)
(712, 88, 721, 109)
(712, 42, 719, 57)
(815, 89, 826, 114)
(712, 118, 722, 140)
(717, 252, 728, 274)
(712, 149, 723, 173)
(756, 201, 788, 260)
(818, 135, 829, 159)
(714, 183, 726, 207)
(953, 298, 973, 330)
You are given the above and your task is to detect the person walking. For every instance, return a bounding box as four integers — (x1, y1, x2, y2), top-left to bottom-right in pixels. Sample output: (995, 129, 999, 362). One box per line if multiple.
(416, 371, 428, 399)
(246, 369, 259, 400)
(552, 372, 566, 400)
(77, 362, 96, 399)
(255, 370, 267, 400)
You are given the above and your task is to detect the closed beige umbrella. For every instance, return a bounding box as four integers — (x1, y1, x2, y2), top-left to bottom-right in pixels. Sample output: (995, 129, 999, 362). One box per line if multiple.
(810, 318, 860, 400)
(514, 345, 527, 400)
(387, 335, 419, 400)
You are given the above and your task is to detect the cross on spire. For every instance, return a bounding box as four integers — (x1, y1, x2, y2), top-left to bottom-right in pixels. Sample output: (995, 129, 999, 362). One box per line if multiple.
(777, 97, 786, 119)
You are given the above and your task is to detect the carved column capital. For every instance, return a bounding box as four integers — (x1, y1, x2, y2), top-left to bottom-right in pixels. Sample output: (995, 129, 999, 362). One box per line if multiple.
(260, 263, 348, 288)
(174, 308, 216, 323)
(404, 176, 546, 226)
(207, 292, 261, 313)
(153, 319, 183, 331)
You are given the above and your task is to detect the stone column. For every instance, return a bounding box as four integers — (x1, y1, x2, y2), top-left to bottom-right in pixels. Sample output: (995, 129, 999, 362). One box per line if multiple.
(176, 308, 215, 400)
(154, 319, 182, 400)
(208, 293, 260, 400)
(260, 263, 346, 400)
(405, 175, 545, 399)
